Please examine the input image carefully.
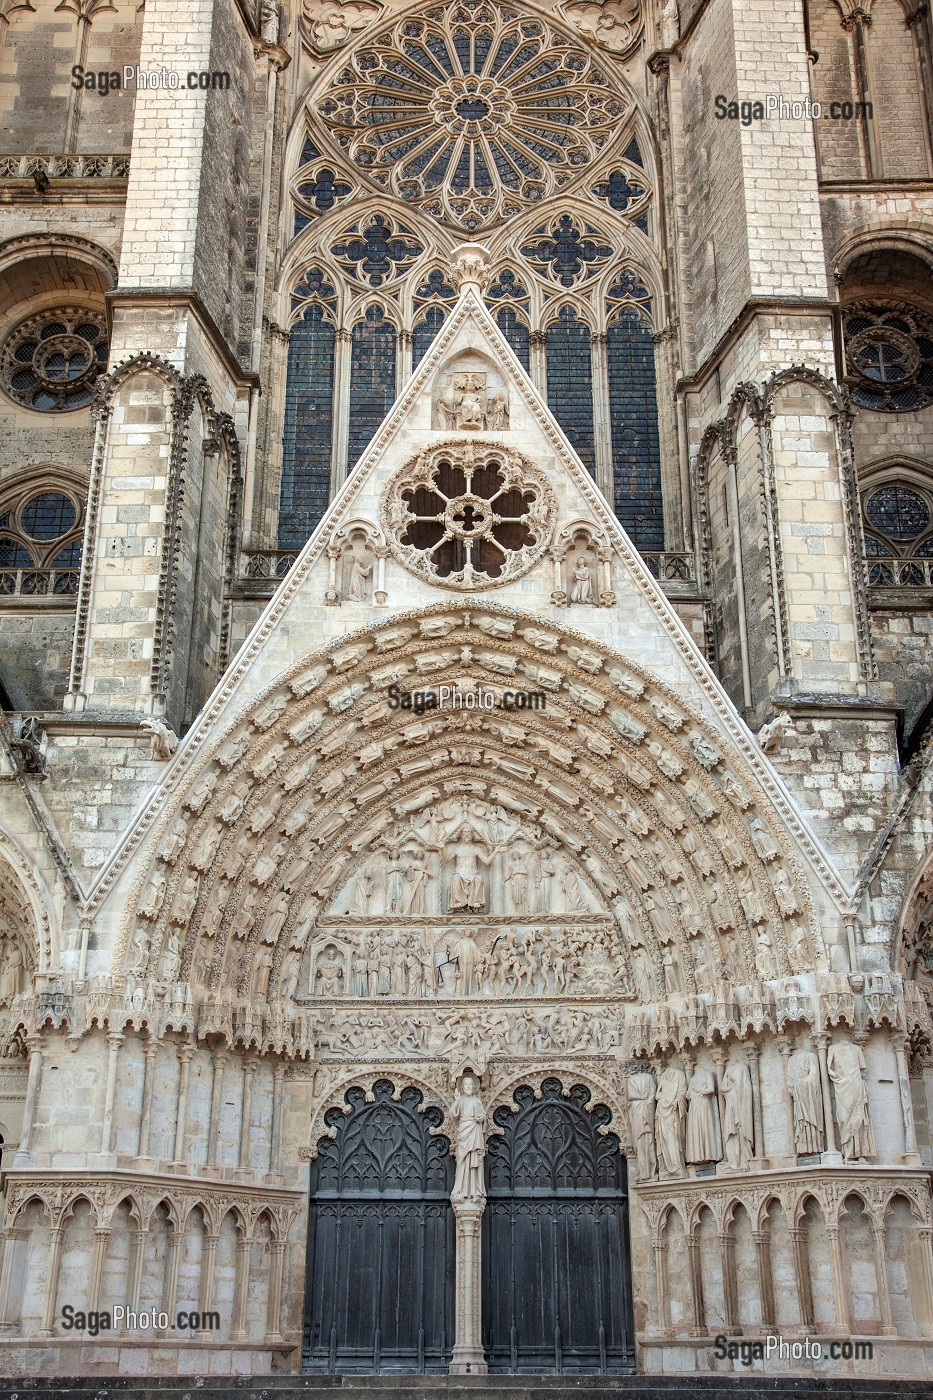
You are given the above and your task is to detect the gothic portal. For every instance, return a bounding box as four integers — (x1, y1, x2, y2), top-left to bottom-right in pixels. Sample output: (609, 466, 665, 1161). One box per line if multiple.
(1, 0, 933, 1385)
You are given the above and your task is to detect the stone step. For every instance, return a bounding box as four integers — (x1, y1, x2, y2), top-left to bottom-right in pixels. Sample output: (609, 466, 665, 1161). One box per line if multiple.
(0, 1379, 928, 1399)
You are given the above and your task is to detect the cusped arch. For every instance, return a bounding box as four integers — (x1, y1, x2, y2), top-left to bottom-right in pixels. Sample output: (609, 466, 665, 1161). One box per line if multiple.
(304, 1070, 452, 1161)
(0, 826, 54, 977)
(485, 1065, 628, 1151)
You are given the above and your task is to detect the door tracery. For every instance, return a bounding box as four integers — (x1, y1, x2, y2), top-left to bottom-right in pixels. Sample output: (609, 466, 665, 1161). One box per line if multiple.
(303, 1078, 454, 1373)
(482, 1077, 635, 1373)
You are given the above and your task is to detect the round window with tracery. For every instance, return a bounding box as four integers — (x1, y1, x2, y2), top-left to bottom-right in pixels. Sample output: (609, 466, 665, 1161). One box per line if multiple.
(316, 1, 631, 231)
(843, 303, 933, 413)
(1, 307, 108, 412)
(383, 443, 556, 588)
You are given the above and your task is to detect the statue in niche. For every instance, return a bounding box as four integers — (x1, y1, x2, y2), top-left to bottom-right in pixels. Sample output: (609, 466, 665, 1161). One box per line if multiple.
(349, 858, 379, 916)
(686, 1065, 722, 1164)
(788, 1048, 824, 1155)
(446, 824, 505, 913)
(315, 945, 345, 997)
(171, 873, 200, 926)
(383, 854, 407, 914)
(772, 869, 801, 918)
(786, 924, 809, 974)
(128, 925, 151, 976)
(627, 1072, 657, 1182)
(139, 870, 167, 921)
(569, 554, 595, 605)
(662, 946, 685, 996)
(749, 818, 779, 861)
(400, 850, 431, 915)
(655, 1064, 688, 1177)
(253, 839, 289, 888)
(449, 929, 484, 996)
(0, 936, 25, 1006)
(260, 0, 281, 44)
(532, 847, 556, 912)
(827, 1040, 876, 1161)
(345, 545, 373, 603)
(504, 848, 531, 915)
(721, 1059, 754, 1170)
(633, 948, 657, 1002)
(754, 926, 780, 979)
(435, 372, 510, 431)
(279, 948, 302, 1000)
(252, 943, 274, 999)
(159, 928, 182, 983)
(559, 864, 587, 911)
(450, 1072, 487, 1202)
(262, 890, 291, 945)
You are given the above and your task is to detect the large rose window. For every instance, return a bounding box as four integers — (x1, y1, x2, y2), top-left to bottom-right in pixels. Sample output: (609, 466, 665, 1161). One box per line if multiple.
(316, 0, 631, 231)
(383, 443, 556, 588)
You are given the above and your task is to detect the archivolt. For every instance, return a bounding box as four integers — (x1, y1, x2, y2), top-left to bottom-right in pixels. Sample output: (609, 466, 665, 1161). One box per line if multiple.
(114, 606, 822, 999)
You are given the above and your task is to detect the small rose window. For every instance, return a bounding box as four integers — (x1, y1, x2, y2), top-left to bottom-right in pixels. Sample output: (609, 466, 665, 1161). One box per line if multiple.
(384, 444, 555, 590)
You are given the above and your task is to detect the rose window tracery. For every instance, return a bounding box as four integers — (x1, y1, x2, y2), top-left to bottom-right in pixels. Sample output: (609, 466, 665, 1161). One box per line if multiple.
(520, 214, 613, 287)
(316, 1, 631, 231)
(383, 443, 556, 588)
(1, 308, 108, 412)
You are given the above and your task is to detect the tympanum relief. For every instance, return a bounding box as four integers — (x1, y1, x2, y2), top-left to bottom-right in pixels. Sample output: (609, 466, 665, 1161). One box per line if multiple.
(435, 372, 509, 431)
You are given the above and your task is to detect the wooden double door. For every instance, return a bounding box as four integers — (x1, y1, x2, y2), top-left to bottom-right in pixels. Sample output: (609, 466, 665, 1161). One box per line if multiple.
(303, 1076, 634, 1375)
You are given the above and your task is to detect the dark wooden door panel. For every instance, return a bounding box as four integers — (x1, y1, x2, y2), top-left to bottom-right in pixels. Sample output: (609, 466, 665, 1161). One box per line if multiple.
(303, 1080, 454, 1374)
(482, 1078, 635, 1374)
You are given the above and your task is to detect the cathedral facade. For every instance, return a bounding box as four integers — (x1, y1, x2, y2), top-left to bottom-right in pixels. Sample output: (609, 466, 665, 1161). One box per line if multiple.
(0, 0, 932, 1381)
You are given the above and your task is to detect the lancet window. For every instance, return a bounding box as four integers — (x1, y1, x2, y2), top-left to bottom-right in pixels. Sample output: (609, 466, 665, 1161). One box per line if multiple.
(277, 1, 667, 553)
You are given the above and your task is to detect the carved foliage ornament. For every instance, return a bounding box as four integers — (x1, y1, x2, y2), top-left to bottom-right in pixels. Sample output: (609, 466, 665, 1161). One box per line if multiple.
(382, 443, 556, 590)
(315, 1, 632, 232)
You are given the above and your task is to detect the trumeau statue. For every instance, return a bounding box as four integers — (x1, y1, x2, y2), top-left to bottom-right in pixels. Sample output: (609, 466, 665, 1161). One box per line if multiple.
(450, 1072, 487, 1203)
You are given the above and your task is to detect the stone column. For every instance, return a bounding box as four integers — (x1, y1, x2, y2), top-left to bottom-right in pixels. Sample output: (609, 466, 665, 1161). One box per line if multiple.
(199, 1232, 218, 1315)
(450, 1200, 487, 1374)
(265, 1238, 287, 1343)
(207, 1048, 228, 1169)
(652, 1229, 671, 1336)
(825, 1224, 849, 1333)
(719, 1230, 740, 1334)
(753, 1228, 776, 1331)
(892, 1034, 922, 1165)
(790, 1225, 815, 1332)
(268, 1060, 285, 1179)
(171, 1043, 194, 1167)
(745, 1043, 768, 1168)
(38, 1224, 65, 1337)
(331, 329, 352, 497)
(917, 1227, 933, 1338)
(162, 1228, 180, 1322)
(100, 1032, 124, 1155)
(14, 1033, 43, 1166)
(373, 545, 388, 605)
(870, 1222, 896, 1335)
(231, 1232, 253, 1341)
(813, 1034, 842, 1163)
(87, 1226, 111, 1314)
(590, 330, 613, 502)
(238, 1056, 257, 1172)
(127, 1228, 146, 1314)
(686, 1231, 706, 1336)
(137, 1037, 159, 1161)
(0, 1227, 27, 1333)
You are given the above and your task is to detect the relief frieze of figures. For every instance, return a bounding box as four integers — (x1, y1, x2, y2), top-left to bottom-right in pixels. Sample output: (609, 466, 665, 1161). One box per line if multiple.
(307, 918, 628, 1001)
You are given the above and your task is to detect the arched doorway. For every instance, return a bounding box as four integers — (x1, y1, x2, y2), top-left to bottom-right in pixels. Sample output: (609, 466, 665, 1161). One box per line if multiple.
(302, 1079, 454, 1373)
(482, 1078, 635, 1373)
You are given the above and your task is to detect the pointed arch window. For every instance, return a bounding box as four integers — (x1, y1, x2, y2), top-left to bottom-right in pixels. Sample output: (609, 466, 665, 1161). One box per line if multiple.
(412, 270, 457, 369)
(347, 304, 397, 471)
(0, 482, 85, 596)
(607, 305, 663, 550)
(546, 307, 596, 476)
(280, 274, 338, 548)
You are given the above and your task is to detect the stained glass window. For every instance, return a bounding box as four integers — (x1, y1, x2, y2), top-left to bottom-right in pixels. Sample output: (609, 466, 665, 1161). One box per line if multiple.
(20, 493, 77, 540)
(861, 479, 933, 582)
(843, 304, 933, 412)
(494, 307, 530, 372)
(347, 305, 397, 471)
(607, 309, 663, 550)
(546, 307, 595, 476)
(413, 306, 446, 368)
(279, 304, 337, 547)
